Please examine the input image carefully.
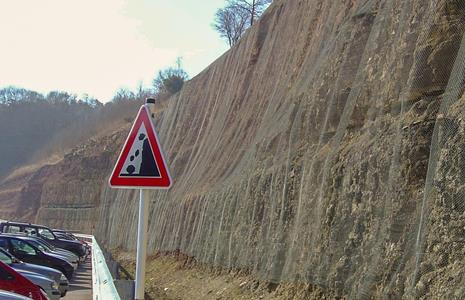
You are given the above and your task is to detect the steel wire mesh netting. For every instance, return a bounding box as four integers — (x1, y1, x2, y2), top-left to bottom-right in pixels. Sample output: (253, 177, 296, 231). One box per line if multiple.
(96, 0, 465, 298)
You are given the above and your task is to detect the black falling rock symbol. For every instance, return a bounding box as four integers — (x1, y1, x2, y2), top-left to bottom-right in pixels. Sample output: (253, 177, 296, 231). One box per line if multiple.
(121, 135, 160, 177)
(139, 138, 160, 177)
(126, 165, 135, 175)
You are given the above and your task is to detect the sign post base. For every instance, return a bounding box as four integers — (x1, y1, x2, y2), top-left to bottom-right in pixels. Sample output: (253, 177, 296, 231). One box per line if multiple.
(135, 189, 149, 299)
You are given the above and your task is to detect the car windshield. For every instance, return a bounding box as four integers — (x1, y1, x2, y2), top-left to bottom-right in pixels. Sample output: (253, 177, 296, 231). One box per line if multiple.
(10, 239, 36, 256)
(0, 251, 12, 264)
(37, 239, 56, 250)
(63, 233, 78, 240)
(38, 228, 55, 240)
(57, 234, 73, 241)
(27, 240, 50, 253)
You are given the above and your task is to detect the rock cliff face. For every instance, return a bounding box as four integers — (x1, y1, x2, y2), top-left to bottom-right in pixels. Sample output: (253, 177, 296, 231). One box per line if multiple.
(94, 0, 465, 297)
(3, 0, 465, 298)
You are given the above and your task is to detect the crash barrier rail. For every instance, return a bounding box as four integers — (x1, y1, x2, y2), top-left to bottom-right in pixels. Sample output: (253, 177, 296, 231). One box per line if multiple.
(91, 236, 122, 300)
(99, 244, 136, 300)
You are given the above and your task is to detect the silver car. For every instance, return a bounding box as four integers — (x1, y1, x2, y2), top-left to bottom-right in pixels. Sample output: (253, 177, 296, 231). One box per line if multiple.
(0, 248, 69, 297)
(18, 269, 61, 300)
(0, 290, 30, 300)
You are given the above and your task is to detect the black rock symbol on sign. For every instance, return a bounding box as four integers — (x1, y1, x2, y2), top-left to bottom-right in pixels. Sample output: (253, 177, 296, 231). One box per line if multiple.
(123, 133, 160, 177)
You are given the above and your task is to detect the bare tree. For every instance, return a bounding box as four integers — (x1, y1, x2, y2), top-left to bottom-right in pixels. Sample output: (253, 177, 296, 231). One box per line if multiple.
(213, 0, 272, 46)
(235, 0, 272, 26)
(213, 4, 249, 47)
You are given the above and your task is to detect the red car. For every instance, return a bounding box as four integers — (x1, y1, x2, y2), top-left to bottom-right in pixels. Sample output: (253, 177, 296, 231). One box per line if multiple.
(0, 261, 48, 300)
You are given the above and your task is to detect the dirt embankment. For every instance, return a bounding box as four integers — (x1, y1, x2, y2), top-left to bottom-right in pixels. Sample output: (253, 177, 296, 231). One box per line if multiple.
(113, 250, 338, 300)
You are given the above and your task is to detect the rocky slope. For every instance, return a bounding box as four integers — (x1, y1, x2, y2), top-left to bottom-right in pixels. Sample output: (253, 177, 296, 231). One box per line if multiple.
(0, 129, 129, 232)
(2, 0, 465, 298)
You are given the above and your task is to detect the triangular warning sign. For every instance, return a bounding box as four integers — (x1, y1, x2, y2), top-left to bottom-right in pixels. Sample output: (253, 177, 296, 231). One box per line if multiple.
(109, 105, 172, 189)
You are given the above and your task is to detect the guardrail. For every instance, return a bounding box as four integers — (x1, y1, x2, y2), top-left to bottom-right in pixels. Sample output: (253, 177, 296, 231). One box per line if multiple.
(91, 236, 122, 300)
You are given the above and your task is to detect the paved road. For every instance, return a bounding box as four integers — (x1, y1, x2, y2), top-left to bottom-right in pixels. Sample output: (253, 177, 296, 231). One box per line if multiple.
(64, 256, 92, 300)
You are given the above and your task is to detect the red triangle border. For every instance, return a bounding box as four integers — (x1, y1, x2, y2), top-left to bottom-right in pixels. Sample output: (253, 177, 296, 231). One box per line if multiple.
(109, 105, 172, 189)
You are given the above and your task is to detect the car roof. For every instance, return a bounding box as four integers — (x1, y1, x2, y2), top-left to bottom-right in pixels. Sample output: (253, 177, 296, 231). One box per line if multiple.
(0, 235, 39, 250)
(0, 232, 28, 236)
(0, 221, 50, 229)
(4, 235, 54, 246)
(0, 234, 38, 241)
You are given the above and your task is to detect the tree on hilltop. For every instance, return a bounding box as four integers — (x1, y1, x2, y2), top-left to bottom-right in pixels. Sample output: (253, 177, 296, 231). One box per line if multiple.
(213, 0, 272, 47)
(214, 4, 249, 47)
(112, 88, 136, 103)
(235, 0, 272, 26)
(152, 57, 189, 97)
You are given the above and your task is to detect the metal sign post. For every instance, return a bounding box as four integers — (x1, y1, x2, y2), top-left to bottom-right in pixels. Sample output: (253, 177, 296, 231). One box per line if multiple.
(135, 189, 150, 300)
(108, 98, 172, 300)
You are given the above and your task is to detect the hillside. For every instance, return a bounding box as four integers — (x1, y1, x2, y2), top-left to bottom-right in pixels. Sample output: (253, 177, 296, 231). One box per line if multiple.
(0, 126, 129, 229)
(0, 89, 98, 178)
(2, 0, 465, 298)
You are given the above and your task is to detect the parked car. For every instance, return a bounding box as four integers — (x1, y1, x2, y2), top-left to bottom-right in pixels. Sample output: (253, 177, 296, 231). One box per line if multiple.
(0, 234, 78, 271)
(15, 236, 79, 268)
(17, 269, 61, 300)
(0, 248, 69, 297)
(0, 235, 74, 279)
(0, 290, 31, 300)
(33, 237, 79, 261)
(0, 233, 78, 263)
(52, 230, 91, 257)
(0, 261, 48, 300)
(0, 221, 86, 257)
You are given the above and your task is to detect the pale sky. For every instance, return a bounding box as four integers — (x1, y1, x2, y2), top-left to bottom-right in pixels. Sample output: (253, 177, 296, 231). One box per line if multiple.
(0, 0, 229, 102)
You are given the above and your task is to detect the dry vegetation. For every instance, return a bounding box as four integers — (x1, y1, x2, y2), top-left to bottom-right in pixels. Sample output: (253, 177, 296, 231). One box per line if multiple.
(112, 249, 336, 300)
